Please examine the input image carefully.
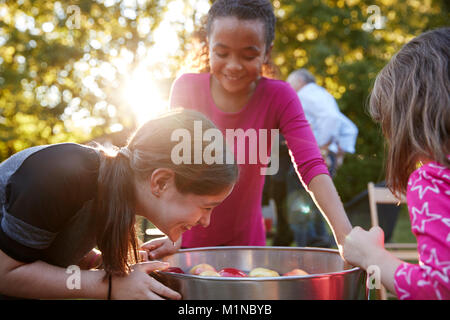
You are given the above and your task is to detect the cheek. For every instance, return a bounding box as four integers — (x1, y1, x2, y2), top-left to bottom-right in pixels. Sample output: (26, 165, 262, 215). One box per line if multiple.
(246, 59, 265, 74)
(171, 202, 201, 224)
(209, 56, 224, 73)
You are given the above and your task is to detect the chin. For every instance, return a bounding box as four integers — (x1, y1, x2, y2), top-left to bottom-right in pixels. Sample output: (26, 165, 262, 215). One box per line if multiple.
(168, 230, 182, 243)
(220, 79, 249, 93)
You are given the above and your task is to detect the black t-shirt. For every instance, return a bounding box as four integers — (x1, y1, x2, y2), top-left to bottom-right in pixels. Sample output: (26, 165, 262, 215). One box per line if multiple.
(0, 143, 100, 264)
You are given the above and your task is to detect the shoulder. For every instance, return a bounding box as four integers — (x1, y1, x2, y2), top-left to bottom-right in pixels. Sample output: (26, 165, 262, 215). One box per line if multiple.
(172, 73, 209, 90)
(407, 161, 450, 210)
(299, 83, 337, 105)
(3, 143, 100, 237)
(11, 143, 99, 194)
(258, 78, 300, 106)
(261, 77, 297, 95)
(21, 143, 99, 175)
(408, 161, 450, 188)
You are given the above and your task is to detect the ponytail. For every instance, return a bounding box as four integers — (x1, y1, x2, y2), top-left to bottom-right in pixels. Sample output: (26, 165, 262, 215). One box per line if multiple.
(94, 149, 139, 278)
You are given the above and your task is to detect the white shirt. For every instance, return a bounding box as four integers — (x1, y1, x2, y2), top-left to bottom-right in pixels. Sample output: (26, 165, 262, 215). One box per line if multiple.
(297, 83, 358, 154)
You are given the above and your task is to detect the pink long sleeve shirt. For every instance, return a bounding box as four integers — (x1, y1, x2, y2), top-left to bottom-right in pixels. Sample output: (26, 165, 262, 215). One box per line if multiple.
(169, 73, 329, 248)
(394, 161, 450, 300)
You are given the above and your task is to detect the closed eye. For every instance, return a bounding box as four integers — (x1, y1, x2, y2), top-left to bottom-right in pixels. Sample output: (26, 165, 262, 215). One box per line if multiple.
(215, 52, 227, 58)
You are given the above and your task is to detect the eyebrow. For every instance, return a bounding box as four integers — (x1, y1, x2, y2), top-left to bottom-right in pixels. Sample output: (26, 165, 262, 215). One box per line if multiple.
(212, 43, 261, 52)
(204, 201, 222, 207)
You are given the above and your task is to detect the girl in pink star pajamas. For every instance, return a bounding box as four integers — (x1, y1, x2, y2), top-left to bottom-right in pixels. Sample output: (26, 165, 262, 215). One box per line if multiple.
(342, 27, 450, 300)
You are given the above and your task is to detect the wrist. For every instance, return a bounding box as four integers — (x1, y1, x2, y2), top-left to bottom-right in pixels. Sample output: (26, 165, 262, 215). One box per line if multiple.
(362, 246, 386, 270)
(79, 269, 109, 299)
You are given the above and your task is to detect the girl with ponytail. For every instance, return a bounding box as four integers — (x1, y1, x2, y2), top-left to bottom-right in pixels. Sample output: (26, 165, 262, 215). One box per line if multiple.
(0, 109, 238, 299)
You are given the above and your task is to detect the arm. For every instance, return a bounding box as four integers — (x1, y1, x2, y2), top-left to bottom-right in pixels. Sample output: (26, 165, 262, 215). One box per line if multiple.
(307, 174, 352, 247)
(344, 164, 450, 299)
(278, 91, 352, 247)
(169, 74, 191, 110)
(0, 248, 181, 300)
(0, 248, 108, 299)
(342, 226, 402, 293)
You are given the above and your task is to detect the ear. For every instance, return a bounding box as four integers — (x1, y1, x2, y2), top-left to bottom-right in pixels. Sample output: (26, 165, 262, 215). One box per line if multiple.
(264, 42, 274, 64)
(149, 168, 175, 197)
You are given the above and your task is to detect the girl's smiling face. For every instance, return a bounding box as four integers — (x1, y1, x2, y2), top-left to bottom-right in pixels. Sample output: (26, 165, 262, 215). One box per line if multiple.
(156, 184, 234, 242)
(208, 16, 271, 95)
(135, 169, 234, 243)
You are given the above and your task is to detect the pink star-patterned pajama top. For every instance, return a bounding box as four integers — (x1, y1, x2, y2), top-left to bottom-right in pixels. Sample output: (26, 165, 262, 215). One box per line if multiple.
(394, 161, 450, 299)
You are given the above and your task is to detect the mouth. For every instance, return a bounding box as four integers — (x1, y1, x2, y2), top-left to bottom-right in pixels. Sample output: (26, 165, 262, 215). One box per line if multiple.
(223, 74, 243, 81)
(181, 224, 193, 232)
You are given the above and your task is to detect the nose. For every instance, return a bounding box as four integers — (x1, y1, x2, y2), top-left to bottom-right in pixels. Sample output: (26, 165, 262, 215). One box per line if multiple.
(198, 212, 212, 228)
(225, 54, 243, 72)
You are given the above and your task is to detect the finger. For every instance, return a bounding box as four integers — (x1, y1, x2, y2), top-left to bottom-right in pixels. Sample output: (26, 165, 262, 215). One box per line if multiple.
(370, 225, 382, 233)
(148, 245, 173, 260)
(146, 291, 165, 300)
(139, 250, 149, 262)
(148, 277, 182, 300)
(141, 237, 168, 251)
(370, 226, 385, 244)
(134, 261, 170, 273)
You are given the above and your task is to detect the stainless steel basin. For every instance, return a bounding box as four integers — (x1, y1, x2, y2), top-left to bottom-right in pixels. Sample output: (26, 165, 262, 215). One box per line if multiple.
(154, 246, 367, 300)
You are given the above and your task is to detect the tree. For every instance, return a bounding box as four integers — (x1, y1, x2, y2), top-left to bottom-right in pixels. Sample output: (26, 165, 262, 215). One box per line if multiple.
(1, 0, 448, 202)
(0, 0, 166, 159)
(271, 0, 449, 201)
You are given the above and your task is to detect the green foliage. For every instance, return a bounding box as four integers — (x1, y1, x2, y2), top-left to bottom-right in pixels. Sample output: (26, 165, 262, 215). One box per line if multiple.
(1, 0, 448, 202)
(0, 0, 165, 160)
(272, 0, 449, 201)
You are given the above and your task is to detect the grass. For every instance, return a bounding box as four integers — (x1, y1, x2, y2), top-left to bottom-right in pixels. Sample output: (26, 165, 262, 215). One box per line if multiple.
(266, 206, 417, 246)
(390, 206, 417, 244)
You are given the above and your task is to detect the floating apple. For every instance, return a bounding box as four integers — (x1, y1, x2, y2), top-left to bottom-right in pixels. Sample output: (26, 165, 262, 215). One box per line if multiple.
(283, 268, 309, 276)
(189, 263, 216, 275)
(164, 267, 185, 274)
(199, 270, 221, 277)
(218, 268, 248, 277)
(249, 267, 280, 277)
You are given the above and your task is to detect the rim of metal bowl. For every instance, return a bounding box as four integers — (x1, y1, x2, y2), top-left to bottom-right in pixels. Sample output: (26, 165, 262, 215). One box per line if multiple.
(159, 246, 361, 281)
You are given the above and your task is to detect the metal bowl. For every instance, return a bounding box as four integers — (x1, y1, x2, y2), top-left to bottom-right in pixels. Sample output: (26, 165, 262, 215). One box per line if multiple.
(154, 246, 367, 300)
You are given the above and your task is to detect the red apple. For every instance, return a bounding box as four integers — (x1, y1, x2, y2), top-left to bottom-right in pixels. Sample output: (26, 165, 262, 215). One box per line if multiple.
(189, 263, 216, 275)
(249, 267, 280, 277)
(218, 268, 248, 277)
(164, 267, 185, 274)
(283, 268, 309, 276)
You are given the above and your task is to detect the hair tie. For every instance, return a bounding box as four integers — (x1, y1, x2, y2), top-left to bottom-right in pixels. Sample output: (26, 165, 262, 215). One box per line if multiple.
(118, 146, 132, 159)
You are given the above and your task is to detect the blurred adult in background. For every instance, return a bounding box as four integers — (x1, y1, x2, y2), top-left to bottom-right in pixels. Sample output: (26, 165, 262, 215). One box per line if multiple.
(286, 69, 358, 247)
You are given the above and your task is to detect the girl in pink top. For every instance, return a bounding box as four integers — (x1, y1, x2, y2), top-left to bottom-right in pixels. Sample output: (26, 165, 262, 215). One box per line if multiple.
(143, 0, 352, 258)
(342, 28, 450, 299)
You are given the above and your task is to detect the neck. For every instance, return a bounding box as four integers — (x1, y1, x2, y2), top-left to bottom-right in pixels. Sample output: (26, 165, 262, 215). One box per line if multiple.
(210, 75, 259, 113)
(134, 176, 156, 219)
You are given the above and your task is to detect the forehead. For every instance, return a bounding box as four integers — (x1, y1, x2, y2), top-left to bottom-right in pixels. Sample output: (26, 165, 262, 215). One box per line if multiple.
(187, 184, 234, 204)
(209, 16, 266, 49)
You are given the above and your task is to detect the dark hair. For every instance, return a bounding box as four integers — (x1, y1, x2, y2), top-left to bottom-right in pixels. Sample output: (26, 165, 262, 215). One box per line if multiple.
(207, 0, 276, 52)
(94, 109, 239, 277)
(181, 0, 279, 78)
(369, 27, 450, 196)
